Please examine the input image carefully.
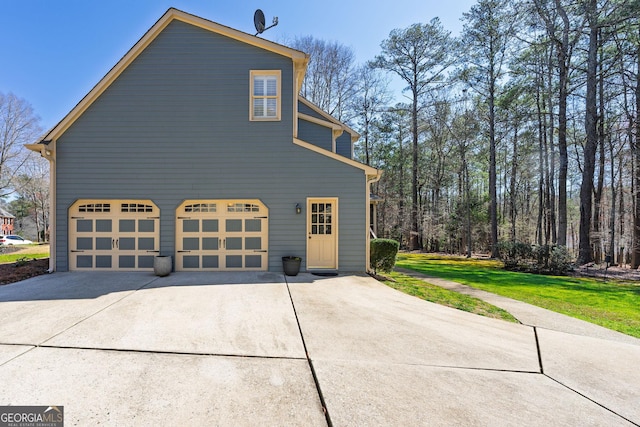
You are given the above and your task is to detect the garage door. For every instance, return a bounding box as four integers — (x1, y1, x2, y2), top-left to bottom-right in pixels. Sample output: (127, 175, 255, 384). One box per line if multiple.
(69, 200, 160, 271)
(176, 200, 268, 271)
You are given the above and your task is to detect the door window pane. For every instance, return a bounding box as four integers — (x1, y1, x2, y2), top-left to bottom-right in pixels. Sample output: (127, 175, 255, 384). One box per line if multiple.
(138, 237, 155, 250)
(96, 220, 112, 233)
(119, 256, 135, 269)
(183, 256, 199, 269)
(183, 238, 199, 251)
(203, 220, 218, 232)
(226, 255, 242, 268)
(183, 220, 199, 233)
(203, 256, 219, 268)
(245, 255, 261, 268)
(138, 256, 154, 268)
(119, 219, 135, 233)
(226, 219, 242, 232)
(77, 237, 93, 250)
(203, 238, 218, 250)
(77, 256, 92, 268)
(226, 237, 242, 250)
(245, 237, 261, 250)
(77, 220, 92, 233)
(96, 256, 112, 268)
(96, 237, 112, 250)
(138, 220, 155, 233)
(119, 237, 136, 251)
(245, 219, 261, 232)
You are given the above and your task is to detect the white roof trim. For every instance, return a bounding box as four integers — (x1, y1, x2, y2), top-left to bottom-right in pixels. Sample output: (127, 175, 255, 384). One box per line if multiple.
(293, 137, 379, 177)
(298, 113, 343, 132)
(298, 96, 360, 141)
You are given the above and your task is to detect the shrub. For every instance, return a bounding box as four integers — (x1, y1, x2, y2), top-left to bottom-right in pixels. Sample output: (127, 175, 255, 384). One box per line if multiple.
(497, 241, 533, 270)
(548, 245, 573, 274)
(370, 239, 399, 273)
(498, 241, 573, 275)
(14, 257, 30, 267)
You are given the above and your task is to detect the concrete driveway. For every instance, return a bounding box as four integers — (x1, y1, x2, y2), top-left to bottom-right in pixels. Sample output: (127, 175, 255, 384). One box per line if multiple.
(0, 272, 638, 426)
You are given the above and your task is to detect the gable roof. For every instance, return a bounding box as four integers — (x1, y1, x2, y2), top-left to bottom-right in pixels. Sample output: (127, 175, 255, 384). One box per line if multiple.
(298, 97, 360, 142)
(0, 207, 14, 219)
(35, 8, 309, 144)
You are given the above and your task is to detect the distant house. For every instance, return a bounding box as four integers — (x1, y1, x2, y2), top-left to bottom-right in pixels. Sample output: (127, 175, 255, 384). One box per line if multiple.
(0, 207, 14, 235)
(27, 8, 380, 273)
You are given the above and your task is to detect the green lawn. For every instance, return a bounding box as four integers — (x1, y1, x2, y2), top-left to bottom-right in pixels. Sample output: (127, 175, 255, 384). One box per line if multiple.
(396, 253, 640, 338)
(0, 250, 49, 264)
(383, 271, 518, 322)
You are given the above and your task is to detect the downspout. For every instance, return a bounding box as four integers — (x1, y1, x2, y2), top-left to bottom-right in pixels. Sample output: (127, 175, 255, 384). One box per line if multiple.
(366, 169, 383, 273)
(25, 141, 56, 273)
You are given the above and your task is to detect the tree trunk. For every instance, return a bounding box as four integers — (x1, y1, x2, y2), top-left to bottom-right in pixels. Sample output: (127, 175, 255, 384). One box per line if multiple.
(593, 40, 606, 263)
(510, 124, 518, 242)
(633, 26, 640, 268)
(536, 64, 545, 246)
(609, 136, 616, 264)
(578, 2, 598, 265)
(410, 84, 420, 250)
(555, 0, 569, 247)
(489, 57, 499, 257)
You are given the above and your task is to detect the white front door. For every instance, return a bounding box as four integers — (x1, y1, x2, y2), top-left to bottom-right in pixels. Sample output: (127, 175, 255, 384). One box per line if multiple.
(307, 198, 337, 269)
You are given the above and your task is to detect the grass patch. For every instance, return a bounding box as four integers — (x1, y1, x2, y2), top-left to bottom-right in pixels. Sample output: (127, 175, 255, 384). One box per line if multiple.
(382, 271, 518, 323)
(397, 253, 640, 338)
(0, 251, 49, 264)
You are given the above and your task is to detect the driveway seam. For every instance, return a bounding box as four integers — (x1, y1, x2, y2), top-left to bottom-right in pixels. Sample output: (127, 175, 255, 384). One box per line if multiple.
(23, 344, 307, 360)
(0, 345, 37, 368)
(533, 326, 544, 374)
(37, 276, 162, 346)
(543, 374, 640, 427)
(284, 276, 332, 427)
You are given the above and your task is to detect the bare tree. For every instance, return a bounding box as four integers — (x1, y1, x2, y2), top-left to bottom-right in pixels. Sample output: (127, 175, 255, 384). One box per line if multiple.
(533, 0, 584, 247)
(352, 65, 391, 166)
(13, 155, 50, 242)
(0, 92, 42, 198)
(287, 36, 357, 122)
(373, 19, 455, 250)
(460, 0, 516, 257)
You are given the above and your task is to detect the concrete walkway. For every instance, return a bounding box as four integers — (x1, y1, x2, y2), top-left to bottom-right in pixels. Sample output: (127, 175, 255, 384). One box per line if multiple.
(0, 272, 638, 426)
(396, 267, 640, 345)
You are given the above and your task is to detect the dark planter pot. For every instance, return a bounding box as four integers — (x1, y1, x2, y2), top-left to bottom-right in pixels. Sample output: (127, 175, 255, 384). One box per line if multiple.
(282, 256, 301, 276)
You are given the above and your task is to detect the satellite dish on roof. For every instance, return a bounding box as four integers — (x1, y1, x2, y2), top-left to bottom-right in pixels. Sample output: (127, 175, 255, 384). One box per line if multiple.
(254, 9, 266, 34)
(253, 9, 278, 36)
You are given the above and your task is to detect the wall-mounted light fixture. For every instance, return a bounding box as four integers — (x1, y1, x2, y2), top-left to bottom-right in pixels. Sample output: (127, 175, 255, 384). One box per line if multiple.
(295, 203, 302, 214)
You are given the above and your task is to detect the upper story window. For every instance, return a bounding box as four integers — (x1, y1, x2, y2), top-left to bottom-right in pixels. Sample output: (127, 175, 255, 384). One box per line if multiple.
(250, 70, 281, 121)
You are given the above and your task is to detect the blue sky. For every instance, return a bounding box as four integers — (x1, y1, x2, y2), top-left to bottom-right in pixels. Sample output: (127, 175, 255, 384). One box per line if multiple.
(2, 0, 476, 131)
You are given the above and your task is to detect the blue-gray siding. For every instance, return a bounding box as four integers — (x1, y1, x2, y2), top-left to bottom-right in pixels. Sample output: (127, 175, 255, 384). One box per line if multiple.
(336, 132, 353, 158)
(55, 20, 368, 272)
(298, 101, 326, 120)
(297, 118, 333, 152)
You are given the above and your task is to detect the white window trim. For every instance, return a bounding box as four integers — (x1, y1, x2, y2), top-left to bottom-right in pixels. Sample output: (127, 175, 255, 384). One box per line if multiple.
(250, 70, 281, 121)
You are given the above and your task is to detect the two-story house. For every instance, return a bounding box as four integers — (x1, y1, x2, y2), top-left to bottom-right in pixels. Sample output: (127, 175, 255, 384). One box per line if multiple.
(0, 207, 14, 235)
(27, 8, 380, 273)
